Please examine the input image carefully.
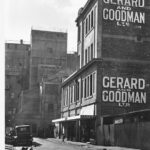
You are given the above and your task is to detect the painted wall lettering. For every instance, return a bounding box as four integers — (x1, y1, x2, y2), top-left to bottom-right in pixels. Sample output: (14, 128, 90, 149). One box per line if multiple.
(102, 76, 147, 107)
(103, 0, 145, 27)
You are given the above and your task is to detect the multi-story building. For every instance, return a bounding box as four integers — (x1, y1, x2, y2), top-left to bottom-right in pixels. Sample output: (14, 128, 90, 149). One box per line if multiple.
(5, 40, 30, 127)
(29, 29, 67, 88)
(53, 0, 150, 149)
(15, 29, 79, 137)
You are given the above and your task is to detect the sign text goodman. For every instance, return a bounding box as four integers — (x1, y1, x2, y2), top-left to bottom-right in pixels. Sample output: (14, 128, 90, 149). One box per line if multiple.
(103, 0, 145, 27)
(102, 76, 146, 107)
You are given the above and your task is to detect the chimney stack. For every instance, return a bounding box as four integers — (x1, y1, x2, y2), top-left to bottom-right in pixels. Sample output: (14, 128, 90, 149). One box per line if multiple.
(20, 39, 23, 44)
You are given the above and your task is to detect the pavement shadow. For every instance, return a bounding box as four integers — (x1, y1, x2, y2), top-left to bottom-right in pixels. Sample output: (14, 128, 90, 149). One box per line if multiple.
(32, 141, 42, 147)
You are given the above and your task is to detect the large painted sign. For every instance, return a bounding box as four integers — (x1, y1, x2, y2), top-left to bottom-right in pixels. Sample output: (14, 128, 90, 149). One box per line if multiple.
(102, 0, 145, 27)
(102, 76, 147, 107)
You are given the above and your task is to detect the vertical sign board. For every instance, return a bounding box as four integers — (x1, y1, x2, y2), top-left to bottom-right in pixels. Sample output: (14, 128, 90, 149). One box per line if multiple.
(102, 0, 146, 35)
(102, 76, 149, 109)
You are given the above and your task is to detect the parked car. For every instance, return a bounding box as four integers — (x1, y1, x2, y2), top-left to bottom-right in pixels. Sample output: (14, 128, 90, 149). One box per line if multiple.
(12, 125, 33, 146)
(5, 131, 15, 145)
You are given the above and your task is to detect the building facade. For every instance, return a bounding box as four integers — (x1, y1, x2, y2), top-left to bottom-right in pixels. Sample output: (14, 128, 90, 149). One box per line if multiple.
(5, 40, 30, 127)
(53, 0, 150, 149)
(15, 29, 79, 137)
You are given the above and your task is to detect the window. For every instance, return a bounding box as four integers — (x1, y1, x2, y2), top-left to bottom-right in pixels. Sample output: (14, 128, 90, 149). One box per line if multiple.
(91, 10, 94, 28)
(67, 87, 69, 105)
(85, 18, 88, 35)
(84, 78, 87, 98)
(70, 85, 75, 104)
(63, 88, 67, 106)
(70, 86, 72, 104)
(91, 43, 94, 59)
(85, 49, 88, 64)
(90, 74, 93, 96)
(88, 46, 91, 62)
(87, 76, 90, 97)
(63, 87, 69, 106)
(88, 15, 91, 31)
(72, 85, 75, 103)
(83, 72, 96, 99)
(76, 81, 80, 101)
(84, 9, 94, 36)
(78, 24, 82, 42)
(93, 72, 96, 93)
(84, 43, 94, 65)
(81, 79, 84, 98)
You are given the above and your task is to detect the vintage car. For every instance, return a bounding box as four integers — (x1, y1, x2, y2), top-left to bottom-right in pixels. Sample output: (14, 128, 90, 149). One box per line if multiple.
(12, 125, 33, 146)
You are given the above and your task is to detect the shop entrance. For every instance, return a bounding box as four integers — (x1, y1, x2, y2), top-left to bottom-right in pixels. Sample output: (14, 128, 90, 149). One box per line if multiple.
(67, 121, 76, 141)
(80, 118, 95, 143)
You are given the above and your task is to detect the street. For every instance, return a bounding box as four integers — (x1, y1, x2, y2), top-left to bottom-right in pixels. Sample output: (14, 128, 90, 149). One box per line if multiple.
(6, 138, 141, 150)
(14, 138, 83, 150)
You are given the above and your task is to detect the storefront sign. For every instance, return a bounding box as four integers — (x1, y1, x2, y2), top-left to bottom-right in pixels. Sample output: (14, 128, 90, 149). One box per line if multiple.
(102, 76, 146, 107)
(103, 0, 145, 27)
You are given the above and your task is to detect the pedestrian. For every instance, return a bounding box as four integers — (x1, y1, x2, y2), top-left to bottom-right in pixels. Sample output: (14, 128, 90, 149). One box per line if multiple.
(62, 133, 65, 142)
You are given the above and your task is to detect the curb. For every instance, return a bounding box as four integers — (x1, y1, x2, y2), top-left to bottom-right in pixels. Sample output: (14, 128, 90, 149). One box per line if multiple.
(45, 138, 140, 150)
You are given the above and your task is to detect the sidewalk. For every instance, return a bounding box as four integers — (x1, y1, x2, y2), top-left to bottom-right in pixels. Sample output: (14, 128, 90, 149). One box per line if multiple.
(47, 138, 140, 150)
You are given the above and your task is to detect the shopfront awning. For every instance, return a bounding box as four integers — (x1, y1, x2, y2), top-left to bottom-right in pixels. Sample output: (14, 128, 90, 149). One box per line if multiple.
(53, 105, 95, 122)
(66, 105, 95, 121)
(52, 117, 66, 123)
(67, 115, 80, 121)
(80, 104, 95, 117)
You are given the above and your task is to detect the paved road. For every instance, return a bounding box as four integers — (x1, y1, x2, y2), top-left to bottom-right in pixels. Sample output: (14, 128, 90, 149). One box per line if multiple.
(14, 138, 83, 150)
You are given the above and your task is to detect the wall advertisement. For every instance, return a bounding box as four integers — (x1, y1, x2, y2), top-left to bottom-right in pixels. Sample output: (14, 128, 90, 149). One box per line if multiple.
(102, 76, 147, 107)
(102, 0, 145, 27)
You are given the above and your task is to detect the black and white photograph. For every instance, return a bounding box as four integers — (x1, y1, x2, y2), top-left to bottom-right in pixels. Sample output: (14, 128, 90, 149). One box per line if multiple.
(4, 0, 150, 150)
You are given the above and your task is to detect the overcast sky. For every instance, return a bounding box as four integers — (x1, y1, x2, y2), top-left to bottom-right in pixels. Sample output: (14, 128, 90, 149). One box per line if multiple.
(4, 0, 87, 52)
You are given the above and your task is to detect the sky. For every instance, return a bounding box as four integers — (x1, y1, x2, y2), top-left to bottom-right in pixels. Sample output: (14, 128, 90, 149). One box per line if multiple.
(1, 0, 88, 148)
(4, 0, 88, 52)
